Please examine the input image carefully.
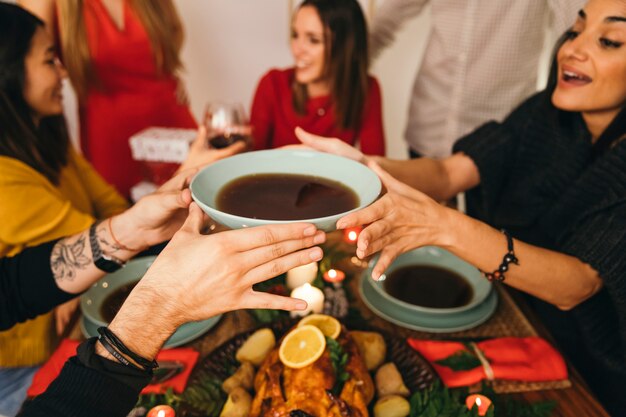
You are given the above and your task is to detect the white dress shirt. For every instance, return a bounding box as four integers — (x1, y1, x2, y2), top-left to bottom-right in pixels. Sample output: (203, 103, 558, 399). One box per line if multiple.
(370, 0, 585, 157)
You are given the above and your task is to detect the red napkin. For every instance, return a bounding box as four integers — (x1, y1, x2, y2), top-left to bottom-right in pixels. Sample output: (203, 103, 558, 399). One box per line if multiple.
(28, 339, 199, 396)
(408, 336, 568, 387)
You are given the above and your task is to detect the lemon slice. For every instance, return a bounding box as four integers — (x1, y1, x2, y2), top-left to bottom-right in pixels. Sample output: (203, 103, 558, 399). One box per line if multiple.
(297, 314, 341, 339)
(279, 325, 326, 369)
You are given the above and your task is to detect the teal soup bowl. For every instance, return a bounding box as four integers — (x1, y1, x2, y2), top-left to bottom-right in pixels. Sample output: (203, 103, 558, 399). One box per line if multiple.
(190, 149, 382, 231)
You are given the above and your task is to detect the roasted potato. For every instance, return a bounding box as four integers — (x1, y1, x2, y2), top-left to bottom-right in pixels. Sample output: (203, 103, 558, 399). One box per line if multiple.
(350, 331, 387, 371)
(222, 361, 255, 393)
(375, 363, 410, 397)
(219, 387, 252, 417)
(373, 395, 411, 417)
(235, 328, 275, 366)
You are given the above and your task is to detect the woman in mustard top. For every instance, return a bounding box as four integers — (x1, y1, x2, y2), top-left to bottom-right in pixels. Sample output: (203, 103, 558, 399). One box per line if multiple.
(0, 6, 240, 414)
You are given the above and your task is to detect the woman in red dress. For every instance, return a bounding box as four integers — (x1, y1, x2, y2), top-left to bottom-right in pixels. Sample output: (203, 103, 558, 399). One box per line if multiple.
(20, 0, 197, 198)
(250, 0, 386, 156)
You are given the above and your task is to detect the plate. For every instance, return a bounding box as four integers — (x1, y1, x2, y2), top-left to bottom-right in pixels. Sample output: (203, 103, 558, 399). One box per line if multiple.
(190, 149, 382, 231)
(180, 320, 438, 416)
(80, 314, 222, 349)
(360, 271, 498, 333)
(369, 246, 493, 314)
(81, 256, 158, 327)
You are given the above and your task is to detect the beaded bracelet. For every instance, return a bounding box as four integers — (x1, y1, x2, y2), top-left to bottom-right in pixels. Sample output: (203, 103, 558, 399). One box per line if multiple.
(97, 327, 159, 371)
(481, 229, 519, 282)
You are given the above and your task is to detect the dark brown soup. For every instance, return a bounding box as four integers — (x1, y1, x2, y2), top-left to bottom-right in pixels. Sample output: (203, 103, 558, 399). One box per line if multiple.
(383, 265, 473, 309)
(100, 280, 139, 323)
(216, 173, 359, 220)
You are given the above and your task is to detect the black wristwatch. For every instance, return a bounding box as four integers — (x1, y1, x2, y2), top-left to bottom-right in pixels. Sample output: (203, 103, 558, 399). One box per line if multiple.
(90, 222, 126, 273)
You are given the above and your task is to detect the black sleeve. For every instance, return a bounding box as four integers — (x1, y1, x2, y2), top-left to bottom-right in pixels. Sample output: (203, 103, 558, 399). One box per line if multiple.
(0, 240, 77, 331)
(560, 203, 626, 371)
(452, 92, 546, 221)
(18, 338, 151, 417)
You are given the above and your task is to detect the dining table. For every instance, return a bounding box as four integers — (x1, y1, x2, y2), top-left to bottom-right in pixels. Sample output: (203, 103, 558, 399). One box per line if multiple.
(67, 230, 610, 417)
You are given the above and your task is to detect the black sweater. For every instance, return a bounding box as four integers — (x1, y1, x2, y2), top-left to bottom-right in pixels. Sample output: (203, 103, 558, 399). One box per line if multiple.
(0, 241, 74, 330)
(0, 242, 149, 416)
(454, 90, 626, 414)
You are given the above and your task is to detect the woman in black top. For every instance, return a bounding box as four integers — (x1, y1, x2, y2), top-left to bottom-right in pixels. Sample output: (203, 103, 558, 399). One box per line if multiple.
(297, 0, 626, 414)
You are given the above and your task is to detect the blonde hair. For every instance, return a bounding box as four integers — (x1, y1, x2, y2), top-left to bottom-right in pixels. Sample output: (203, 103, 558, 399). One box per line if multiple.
(56, 0, 184, 98)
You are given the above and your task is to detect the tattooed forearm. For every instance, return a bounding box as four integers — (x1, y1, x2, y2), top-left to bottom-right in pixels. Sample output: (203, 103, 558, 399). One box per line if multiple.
(95, 221, 122, 253)
(51, 234, 92, 282)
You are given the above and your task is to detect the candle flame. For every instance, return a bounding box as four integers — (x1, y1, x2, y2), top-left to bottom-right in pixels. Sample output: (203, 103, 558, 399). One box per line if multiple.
(348, 231, 358, 241)
(328, 269, 337, 278)
(475, 398, 482, 407)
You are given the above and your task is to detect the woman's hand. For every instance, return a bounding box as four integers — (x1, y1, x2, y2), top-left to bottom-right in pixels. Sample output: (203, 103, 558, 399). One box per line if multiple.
(337, 161, 452, 280)
(105, 203, 326, 359)
(295, 127, 367, 163)
(54, 298, 79, 336)
(109, 169, 198, 251)
(178, 126, 246, 172)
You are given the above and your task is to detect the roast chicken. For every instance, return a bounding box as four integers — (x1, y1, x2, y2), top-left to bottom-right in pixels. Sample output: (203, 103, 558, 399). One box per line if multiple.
(249, 328, 375, 417)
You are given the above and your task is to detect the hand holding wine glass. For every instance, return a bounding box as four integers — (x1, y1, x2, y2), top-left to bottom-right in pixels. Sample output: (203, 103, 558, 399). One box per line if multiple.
(204, 102, 252, 149)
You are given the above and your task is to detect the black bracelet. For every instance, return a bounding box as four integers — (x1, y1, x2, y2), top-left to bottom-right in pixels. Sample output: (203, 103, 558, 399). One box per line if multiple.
(97, 332, 139, 369)
(97, 327, 159, 371)
(481, 229, 519, 282)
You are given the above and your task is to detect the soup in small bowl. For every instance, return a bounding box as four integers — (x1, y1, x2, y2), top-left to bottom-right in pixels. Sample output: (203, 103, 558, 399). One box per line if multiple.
(190, 149, 382, 231)
(369, 246, 492, 314)
(80, 256, 155, 327)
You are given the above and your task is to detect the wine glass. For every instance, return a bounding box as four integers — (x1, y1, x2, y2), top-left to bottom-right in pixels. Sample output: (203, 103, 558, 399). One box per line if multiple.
(203, 102, 251, 149)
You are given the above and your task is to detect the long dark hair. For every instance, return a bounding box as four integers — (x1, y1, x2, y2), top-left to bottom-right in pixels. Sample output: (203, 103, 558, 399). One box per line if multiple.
(292, 0, 369, 132)
(548, 30, 626, 154)
(0, 3, 69, 184)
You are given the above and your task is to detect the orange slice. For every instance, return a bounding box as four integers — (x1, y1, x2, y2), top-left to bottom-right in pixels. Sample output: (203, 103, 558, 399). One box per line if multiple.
(298, 314, 341, 339)
(278, 325, 326, 369)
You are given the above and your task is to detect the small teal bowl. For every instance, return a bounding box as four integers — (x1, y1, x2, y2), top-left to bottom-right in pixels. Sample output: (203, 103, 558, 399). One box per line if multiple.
(369, 246, 492, 314)
(80, 256, 156, 327)
(190, 149, 382, 231)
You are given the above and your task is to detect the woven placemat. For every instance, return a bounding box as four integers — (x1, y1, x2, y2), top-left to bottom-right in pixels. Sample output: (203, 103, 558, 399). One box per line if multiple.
(348, 277, 571, 393)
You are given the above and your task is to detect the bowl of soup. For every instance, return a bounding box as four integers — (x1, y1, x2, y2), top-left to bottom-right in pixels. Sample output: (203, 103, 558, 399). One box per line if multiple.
(190, 149, 382, 231)
(368, 246, 493, 314)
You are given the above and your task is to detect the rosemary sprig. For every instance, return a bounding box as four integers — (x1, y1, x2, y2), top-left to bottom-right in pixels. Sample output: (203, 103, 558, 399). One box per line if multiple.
(327, 337, 350, 395)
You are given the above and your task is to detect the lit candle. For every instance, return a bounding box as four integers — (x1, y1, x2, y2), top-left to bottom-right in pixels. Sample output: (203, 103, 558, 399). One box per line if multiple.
(286, 262, 318, 289)
(323, 268, 346, 284)
(290, 283, 324, 317)
(147, 405, 176, 417)
(343, 226, 363, 244)
(465, 394, 492, 416)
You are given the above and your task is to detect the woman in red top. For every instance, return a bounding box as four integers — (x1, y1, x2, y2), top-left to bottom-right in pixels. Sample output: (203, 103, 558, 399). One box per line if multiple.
(20, 0, 197, 198)
(250, 0, 386, 156)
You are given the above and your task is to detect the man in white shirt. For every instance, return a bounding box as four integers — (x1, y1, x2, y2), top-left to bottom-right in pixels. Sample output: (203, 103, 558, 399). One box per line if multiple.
(370, 0, 585, 158)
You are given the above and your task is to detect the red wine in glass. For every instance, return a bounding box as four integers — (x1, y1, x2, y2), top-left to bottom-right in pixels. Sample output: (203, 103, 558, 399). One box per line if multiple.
(204, 102, 250, 149)
(209, 132, 249, 149)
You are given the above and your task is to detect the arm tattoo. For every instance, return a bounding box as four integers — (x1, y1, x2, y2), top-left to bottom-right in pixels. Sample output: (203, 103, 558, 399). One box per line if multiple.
(51, 234, 92, 282)
(95, 222, 122, 253)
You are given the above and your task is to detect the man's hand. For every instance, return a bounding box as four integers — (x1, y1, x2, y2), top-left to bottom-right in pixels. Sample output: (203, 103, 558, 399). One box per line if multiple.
(106, 203, 326, 359)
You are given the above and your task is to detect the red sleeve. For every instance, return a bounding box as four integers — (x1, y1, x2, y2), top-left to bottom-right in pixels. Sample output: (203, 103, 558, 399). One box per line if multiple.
(357, 77, 386, 156)
(250, 71, 276, 151)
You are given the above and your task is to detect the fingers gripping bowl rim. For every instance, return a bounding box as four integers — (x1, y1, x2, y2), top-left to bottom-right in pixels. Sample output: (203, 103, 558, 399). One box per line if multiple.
(189, 149, 382, 231)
